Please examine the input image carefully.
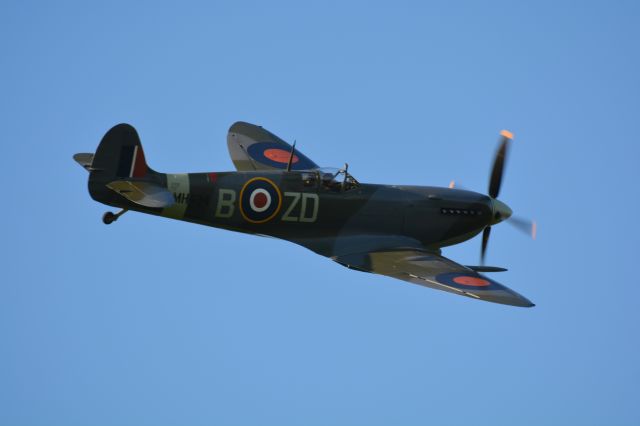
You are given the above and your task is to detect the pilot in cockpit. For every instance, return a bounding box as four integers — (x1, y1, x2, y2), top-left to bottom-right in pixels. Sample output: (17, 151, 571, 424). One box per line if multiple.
(318, 166, 359, 192)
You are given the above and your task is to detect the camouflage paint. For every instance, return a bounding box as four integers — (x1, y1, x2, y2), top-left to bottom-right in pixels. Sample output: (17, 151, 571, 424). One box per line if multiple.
(76, 122, 534, 307)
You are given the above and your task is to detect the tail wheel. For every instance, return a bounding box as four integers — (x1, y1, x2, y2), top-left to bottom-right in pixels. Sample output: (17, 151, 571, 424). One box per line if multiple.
(102, 212, 117, 225)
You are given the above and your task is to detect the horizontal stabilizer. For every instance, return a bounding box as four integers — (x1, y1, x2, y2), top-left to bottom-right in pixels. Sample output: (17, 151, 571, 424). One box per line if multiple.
(73, 153, 96, 171)
(106, 180, 174, 208)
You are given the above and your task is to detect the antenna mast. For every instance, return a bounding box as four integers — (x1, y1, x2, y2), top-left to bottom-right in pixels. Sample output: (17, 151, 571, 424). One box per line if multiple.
(286, 140, 297, 172)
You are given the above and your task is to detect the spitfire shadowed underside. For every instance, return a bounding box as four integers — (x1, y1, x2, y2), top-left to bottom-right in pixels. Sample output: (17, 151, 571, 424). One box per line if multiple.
(74, 122, 535, 307)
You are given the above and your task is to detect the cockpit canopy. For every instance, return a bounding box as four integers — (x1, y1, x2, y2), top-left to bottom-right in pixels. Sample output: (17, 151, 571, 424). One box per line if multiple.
(301, 167, 360, 191)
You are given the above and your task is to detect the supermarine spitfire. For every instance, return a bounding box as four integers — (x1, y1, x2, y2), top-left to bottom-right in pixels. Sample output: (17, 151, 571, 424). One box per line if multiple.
(75, 122, 535, 307)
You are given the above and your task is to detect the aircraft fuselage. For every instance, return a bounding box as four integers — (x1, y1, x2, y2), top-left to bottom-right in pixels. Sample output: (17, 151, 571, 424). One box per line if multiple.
(90, 170, 494, 252)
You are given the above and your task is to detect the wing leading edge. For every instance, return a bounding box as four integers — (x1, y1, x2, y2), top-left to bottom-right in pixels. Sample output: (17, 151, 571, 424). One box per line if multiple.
(227, 121, 319, 171)
(334, 249, 534, 307)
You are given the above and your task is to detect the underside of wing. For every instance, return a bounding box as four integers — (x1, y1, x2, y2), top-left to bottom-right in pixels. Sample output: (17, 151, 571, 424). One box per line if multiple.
(227, 121, 319, 171)
(334, 248, 534, 307)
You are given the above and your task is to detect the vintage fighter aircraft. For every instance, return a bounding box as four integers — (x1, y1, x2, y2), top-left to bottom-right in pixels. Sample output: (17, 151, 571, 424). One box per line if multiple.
(74, 122, 536, 307)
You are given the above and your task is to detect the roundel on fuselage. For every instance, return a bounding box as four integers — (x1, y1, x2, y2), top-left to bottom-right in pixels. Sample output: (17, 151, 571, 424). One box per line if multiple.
(239, 177, 282, 223)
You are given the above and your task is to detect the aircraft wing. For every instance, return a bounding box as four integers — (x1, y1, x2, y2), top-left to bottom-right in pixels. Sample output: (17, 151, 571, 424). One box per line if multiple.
(333, 248, 534, 307)
(227, 121, 319, 171)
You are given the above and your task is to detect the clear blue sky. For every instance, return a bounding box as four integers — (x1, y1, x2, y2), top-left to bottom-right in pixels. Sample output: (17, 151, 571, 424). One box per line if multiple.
(2, 1, 639, 425)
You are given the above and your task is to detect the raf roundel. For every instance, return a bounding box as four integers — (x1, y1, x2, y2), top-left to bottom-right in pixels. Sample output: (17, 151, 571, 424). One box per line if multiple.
(246, 141, 318, 170)
(435, 272, 497, 290)
(239, 177, 283, 223)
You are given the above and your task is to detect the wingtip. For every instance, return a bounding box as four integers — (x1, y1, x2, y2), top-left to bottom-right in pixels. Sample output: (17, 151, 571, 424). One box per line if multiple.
(518, 296, 536, 308)
(512, 299, 535, 308)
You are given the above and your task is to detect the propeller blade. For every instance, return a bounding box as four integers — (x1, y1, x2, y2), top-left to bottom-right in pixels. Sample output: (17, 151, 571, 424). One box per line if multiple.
(488, 130, 513, 199)
(507, 216, 537, 239)
(481, 226, 491, 264)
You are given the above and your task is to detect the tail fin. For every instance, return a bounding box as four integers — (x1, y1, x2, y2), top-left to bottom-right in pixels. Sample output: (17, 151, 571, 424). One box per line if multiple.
(92, 123, 151, 178)
(86, 123, 159, 207)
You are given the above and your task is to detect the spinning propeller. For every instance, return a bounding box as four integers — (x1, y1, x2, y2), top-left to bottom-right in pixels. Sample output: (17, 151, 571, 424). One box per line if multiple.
(480, 130, 536, 264)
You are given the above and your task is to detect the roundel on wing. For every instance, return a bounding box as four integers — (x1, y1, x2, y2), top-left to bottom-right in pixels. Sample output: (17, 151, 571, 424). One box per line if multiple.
(239, 177, 282, 223)
(246, 142, 318, 170)
(435, 272, 499, 291)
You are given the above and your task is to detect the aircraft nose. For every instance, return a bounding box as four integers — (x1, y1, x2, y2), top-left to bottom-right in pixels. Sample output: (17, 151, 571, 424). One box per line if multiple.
(491, 199, 512, 224)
